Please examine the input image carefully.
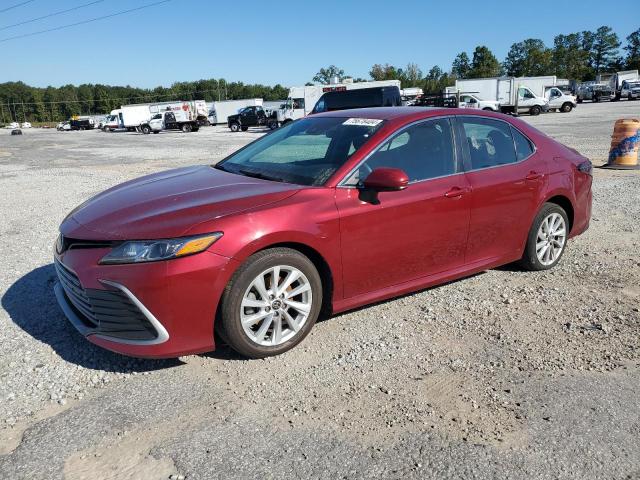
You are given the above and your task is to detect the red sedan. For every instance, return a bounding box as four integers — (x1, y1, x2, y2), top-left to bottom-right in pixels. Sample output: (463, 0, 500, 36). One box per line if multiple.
(54, 108, 592, 358)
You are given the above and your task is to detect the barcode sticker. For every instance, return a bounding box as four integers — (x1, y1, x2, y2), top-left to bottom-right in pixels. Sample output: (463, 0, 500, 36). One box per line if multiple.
(342, 118, 383, 127)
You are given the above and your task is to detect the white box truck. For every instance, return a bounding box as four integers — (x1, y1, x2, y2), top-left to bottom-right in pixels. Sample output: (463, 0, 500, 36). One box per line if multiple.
(515, 76, 577, 112)
(208, 99, 263, 125)
(276, 79, 402, 125)
(454, 77, 549, 115)
(146, 100, 208, 124)
(598, 70, 640, 100)
(117, 105, 152, 131)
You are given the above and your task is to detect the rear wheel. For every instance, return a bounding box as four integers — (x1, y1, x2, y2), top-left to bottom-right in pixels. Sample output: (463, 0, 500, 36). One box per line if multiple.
(241, 126, 249, 131)
(529, 105, 541, 116)
(519, 203, 569, 271)
(181, 123, 192, 133)
(220, 248, 322, 358)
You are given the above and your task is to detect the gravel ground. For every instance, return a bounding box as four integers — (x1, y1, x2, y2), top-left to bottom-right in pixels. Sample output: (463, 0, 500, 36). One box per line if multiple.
(0, 101, 639, 479)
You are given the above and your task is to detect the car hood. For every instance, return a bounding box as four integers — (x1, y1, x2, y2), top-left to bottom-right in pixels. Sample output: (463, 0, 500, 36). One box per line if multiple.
(60, 165, 301, 240)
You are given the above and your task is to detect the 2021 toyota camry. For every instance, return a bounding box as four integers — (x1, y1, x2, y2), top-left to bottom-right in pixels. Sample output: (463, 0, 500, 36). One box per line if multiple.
(53, 107, 592, 358)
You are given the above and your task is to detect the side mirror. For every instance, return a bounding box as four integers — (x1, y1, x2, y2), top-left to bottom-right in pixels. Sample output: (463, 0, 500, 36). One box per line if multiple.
(362, 168, 409, 192)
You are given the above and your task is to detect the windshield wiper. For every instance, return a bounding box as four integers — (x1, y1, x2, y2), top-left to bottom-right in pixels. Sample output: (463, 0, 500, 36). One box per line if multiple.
(238, 168, 286, 183)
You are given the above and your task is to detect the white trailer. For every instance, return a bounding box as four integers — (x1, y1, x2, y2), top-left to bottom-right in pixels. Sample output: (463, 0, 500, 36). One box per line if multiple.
(454, 77, 549, 115)
(208, 99, 263, 125)
(277, 79, 401, 124)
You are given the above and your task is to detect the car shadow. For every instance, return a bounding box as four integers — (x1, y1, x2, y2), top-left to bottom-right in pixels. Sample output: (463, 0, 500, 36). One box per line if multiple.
(2, 264, 181, 372)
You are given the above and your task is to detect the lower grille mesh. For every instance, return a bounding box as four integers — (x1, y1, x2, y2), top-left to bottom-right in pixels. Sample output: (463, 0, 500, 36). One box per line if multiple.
(55, 259, 158, 341)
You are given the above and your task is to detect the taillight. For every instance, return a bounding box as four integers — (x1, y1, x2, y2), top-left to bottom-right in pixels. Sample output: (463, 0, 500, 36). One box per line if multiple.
(577, 160, 593, 176)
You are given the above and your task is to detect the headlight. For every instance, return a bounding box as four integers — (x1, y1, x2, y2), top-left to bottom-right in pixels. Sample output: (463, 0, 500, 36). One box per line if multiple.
(99, 232, 223, 265)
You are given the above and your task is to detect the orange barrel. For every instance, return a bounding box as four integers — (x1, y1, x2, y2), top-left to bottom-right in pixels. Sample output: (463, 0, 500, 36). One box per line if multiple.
(605, 118, 640, 169)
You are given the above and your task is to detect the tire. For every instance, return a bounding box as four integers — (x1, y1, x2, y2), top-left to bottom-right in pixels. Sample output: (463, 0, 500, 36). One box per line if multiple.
(519, 203, 569, 271)
(577, 97, 583, 103)
(529, 105, 541, 116)
(220, 247, 323, 358)
(594, 96, 600, 103)
(560, 102, 573, 113)
(268, 120, 278, 130)
(153, 131, 159, 134)
(241, 126, 249, 131)
(629, 93, 634, 101)
(181, 123, 192, 133)
(140, 125, 151, 134)
(229, 122, 240, 132)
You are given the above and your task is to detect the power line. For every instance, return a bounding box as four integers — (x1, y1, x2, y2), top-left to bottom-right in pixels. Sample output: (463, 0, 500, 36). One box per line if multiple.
(0, 0, 172, 43)
(0, 0, 35, 14)
(1, 0, 104, 31)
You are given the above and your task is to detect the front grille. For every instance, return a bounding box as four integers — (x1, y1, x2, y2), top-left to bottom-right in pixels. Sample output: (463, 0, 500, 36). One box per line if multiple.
(54, 258, 158, 341)
(55, 258, 97, 327)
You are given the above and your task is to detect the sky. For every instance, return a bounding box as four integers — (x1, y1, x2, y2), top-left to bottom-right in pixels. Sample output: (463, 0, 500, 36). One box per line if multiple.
(0, 0, 637, 89)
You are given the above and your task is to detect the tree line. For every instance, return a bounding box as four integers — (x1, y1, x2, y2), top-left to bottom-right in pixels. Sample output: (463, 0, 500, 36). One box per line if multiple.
(313, 26, 640, 92)
(0, 79, 288, 124)
(1, 25, 637, 124)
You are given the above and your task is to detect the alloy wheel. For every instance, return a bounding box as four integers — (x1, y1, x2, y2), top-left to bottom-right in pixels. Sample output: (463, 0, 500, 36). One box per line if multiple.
(240, 265, 312, 346)
(536, 213, 566, 266)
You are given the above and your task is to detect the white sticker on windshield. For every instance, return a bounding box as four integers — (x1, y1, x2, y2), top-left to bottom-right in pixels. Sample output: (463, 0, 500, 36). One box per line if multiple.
(342, 118, 383, 127)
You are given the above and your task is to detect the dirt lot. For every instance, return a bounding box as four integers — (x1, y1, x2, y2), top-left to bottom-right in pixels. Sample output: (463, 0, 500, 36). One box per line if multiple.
(1, 102, 639, 479)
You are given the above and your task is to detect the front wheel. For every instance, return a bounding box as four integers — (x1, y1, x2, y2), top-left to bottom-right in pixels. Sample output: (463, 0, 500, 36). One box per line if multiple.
(229, 122, 240, 132)
(220, 248, 322, 358)
(560, 103, 573, 113)
(519, 203, 569, 271)
(140, 125, 151, 134)
(529, 105, 541, 116)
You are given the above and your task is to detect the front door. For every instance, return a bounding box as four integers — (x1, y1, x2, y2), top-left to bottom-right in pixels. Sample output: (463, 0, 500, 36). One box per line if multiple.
(336, 117, 471, 299)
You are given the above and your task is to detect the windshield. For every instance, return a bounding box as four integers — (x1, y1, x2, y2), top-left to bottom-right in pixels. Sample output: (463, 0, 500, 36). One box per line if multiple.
(215, 117, 384, 186)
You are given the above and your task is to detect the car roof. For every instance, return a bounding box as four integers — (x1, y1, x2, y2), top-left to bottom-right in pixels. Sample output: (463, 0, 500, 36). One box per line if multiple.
(310, 106, 521, 127)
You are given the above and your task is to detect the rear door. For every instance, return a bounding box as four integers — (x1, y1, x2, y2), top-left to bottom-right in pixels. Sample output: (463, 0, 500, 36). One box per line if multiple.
(336, 117, 471, 298)
(456, 116, 546, 264)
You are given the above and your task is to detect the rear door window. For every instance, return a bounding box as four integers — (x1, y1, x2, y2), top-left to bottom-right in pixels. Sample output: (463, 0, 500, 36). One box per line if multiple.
(460, 117, 517, 170)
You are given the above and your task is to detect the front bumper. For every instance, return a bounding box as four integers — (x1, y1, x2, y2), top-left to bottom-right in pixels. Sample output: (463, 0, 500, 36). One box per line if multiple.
(53, 247, 239, 358)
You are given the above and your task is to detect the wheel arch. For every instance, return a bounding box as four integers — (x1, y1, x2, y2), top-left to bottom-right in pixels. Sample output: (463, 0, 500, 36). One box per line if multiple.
(251, 241, 335, 317)
(544, 194, 575, 232)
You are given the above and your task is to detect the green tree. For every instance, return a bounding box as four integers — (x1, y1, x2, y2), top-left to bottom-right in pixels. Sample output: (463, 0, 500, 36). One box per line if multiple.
(369, 63, 402, 81)
(552, 33, 591, 80)
(586, 26, 621, 74)
(503, 39, 552, 76)
(468, 46, 502, 78)
(624, 28, 640, 70)
(312, 65, 345, 84)
(451, 52, 471, 79)
(399, 62, 423, 87)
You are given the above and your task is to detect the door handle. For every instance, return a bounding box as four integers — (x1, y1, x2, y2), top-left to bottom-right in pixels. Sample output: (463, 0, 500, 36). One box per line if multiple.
(525, 171, 542, 181)
(444, 187, 469, 198)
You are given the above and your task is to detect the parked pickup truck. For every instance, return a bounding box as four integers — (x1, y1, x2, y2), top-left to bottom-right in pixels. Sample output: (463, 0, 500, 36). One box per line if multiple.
(227, 106, 277, 132)
(576, 84, 613, 103)
(458, 93, 500, 111)
(621, 80, 640, 100)
(141, 109, 200, 134)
